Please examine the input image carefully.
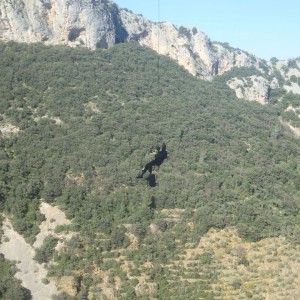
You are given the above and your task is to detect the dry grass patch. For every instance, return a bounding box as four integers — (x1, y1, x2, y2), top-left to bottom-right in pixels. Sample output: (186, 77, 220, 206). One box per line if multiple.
(177, 227, 300, 299)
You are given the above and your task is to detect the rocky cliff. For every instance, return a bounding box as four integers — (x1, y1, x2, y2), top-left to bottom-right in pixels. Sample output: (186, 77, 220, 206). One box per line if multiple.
(0, 0, 258, 77)
(0, 0, 127, 49)
(0, 0, 299, 103)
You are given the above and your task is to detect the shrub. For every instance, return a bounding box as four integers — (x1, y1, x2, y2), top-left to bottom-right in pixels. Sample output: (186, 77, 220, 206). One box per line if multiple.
(34, 236, 59, 264)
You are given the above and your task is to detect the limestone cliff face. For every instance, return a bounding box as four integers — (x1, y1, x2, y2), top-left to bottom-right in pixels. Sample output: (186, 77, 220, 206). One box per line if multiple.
(0, 0, 299, 104)
(0, 0, 127, 49)
(119, 8, 261, 79)
(227, 76, 279, 105)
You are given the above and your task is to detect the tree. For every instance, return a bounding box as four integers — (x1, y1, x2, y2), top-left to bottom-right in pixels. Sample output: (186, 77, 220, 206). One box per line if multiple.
(34, 235, 59, 263)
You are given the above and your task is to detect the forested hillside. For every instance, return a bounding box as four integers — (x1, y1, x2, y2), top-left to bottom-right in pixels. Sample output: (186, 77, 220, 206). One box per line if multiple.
(1, 41, 300, 299)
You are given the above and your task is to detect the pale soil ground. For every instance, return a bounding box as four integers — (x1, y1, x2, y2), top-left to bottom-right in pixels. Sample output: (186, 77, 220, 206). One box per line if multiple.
(0, 202, 72, 300)
(33, 202, 72, 249)
(0, 218, 59, 300)
(0, 123, 20, 135)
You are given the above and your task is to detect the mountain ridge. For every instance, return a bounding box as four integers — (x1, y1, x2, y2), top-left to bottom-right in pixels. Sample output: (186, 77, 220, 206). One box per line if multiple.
(1, 0, 300, 104)
(0, 0, 262, 77)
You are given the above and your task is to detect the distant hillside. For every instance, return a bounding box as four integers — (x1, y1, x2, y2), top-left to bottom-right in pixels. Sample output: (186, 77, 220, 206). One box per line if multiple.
(1, 0, 300, 105)
(0, 0, 260, 77)
(1, 41, 300, 298)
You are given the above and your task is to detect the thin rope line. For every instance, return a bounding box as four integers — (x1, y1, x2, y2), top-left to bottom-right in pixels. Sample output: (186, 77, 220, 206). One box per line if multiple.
(157, 0, 160, 93)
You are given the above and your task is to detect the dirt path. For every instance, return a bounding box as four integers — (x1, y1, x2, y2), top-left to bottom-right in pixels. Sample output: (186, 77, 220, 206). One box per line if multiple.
(0, 218, 59, 300)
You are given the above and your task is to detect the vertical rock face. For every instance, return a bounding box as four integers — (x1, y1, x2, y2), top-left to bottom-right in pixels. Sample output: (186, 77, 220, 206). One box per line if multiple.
(0, 0, 127, 49)
(227, 76, 278, 105)
(211, 43, 258, 74)
(139, 22, 213, 78)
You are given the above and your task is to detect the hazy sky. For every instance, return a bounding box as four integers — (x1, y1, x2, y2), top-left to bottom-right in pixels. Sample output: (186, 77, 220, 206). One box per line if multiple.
(113, 0, 299, 60)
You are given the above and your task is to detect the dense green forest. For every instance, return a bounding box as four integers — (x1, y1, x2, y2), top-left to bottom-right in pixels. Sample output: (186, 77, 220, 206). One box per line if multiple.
(1, 41, 300, 298)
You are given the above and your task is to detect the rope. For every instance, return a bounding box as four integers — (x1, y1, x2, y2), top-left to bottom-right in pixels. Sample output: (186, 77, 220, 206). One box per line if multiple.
(157, 0, 160, 92)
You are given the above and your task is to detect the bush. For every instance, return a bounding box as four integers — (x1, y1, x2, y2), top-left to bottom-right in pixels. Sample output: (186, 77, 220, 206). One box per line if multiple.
(34, 236, 59, 263)
(178, 26, 192, 40)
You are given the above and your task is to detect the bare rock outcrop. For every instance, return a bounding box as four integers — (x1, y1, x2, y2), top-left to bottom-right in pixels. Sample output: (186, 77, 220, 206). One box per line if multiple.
(0, 122, 20, 135)
(227, 76, 279, 104)
(0, 0, 127, 49)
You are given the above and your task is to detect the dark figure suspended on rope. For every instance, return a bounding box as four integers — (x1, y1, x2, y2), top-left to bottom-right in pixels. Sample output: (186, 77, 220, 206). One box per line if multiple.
(137, 143, 168, 178)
